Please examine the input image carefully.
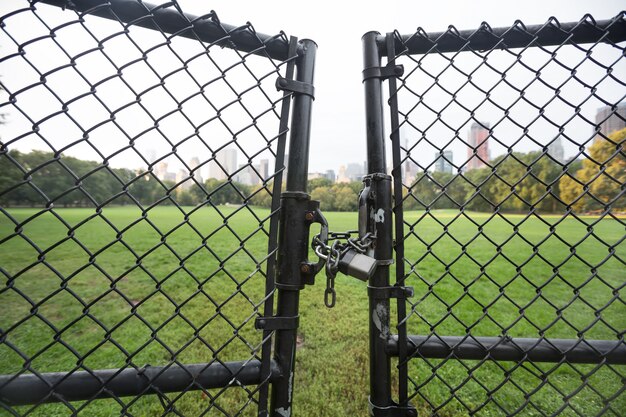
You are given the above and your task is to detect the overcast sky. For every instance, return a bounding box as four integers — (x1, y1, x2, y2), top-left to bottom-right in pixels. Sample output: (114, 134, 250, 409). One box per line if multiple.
(191, 0, 625, 173)
(1, 0, 625, 177)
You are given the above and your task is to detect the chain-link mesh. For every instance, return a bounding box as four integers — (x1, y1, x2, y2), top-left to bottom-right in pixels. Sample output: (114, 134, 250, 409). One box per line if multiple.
(0, 1, 296, 416)
(387, 14, 626, 416)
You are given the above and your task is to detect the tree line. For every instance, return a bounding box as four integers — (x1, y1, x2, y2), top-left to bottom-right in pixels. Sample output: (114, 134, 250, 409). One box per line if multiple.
(0, 150, 363, 210)
(1, 128, 624, 213)
(405, 128, 625, 213)
(0, 150, 256, 208)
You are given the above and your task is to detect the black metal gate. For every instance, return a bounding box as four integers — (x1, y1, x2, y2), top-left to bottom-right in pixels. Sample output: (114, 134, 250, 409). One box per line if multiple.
(0, 1, 316, 416)
(1, 2, 626, 417)
(362, 14, 626, 417)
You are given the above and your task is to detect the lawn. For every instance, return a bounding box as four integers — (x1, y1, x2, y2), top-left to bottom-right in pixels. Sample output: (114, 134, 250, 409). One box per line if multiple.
(0, 206, 624, 416)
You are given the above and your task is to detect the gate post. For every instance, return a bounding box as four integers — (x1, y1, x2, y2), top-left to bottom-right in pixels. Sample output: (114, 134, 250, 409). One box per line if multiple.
(269, 38, 317, 417)
(362, 31, 394, 415)
(362, 31, 416, 417)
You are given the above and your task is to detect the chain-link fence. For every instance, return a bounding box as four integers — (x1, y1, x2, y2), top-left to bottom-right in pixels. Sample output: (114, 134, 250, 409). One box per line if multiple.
(2, 2, 625, 417)
(383, 13, 626, 417)
(0, 1, 305, 416)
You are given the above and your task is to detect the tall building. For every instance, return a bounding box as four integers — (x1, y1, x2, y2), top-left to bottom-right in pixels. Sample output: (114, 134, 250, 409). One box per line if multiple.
(307, 170, 336, 182)
(235, 164, 256, 185)
(547, 136, 565, 164)
(308, 172, 324, 180)
(595, 103, 626, 137)
(147, 148, 157, 164)
(337, 165, 349, 183)
(189, 157, 203, 184)
(155, 161, 169, 180)
(259, 159, 269, 181)
(404, 158, 419, 184)
(209, 147, 237, 180)
(434, 150, 454, 174)
(176, 168, 189, 189)
(466, 122, 490, 170)
(208, 159, 221, 180)
(345, 162, 365, 182)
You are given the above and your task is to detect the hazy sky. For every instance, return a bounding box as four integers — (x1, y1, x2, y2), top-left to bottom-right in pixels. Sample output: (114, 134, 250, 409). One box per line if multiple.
(1, 0, 625, 177)
(185, 0, 625, 173)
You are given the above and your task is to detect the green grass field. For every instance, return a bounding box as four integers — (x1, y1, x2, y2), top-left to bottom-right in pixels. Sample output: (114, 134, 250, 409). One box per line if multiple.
(0, 206, 624, 416)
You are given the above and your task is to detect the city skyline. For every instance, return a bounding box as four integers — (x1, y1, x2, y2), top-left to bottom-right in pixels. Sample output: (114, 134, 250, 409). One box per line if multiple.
(2, 104, 622, 186)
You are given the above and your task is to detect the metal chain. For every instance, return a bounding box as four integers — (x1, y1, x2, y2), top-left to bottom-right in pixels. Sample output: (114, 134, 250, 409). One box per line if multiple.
(323, 240, 341, 308)
(312, 230, 375, 308)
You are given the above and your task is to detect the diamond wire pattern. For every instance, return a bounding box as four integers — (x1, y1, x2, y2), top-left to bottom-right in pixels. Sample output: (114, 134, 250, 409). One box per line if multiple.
(389, 15, 626, 416)
(0, 1, 293, 416)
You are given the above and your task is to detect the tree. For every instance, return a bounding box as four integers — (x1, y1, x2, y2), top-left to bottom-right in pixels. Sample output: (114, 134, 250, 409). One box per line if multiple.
(250, 182, 273, 208)
(204, 178, 250, 205)
(0, 150, 30, 206)
(429, 172, 466, 209)
(308, 177, 333, 190)
(127, 172, 162, 205)
(406, 173, 436, 210)
(462, 167, 493, 212)
(559, 128, 626, 212)
(333, 186, 357, 211)
(177, 190, 197, 206)
(310, 186, 335, 210)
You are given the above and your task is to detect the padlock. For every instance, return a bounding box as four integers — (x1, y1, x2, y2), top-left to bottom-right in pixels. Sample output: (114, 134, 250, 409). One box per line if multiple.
(337, 249, 378, 281)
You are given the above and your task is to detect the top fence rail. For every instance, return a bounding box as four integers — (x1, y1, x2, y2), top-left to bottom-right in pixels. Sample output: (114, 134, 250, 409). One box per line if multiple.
(39, 0, 292, 61)
(377, 14, 626, 56)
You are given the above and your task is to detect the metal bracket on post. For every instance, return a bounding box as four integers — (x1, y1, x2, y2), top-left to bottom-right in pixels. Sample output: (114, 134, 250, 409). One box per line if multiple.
(255, 316, 300, 331)
(274, 192, 326, 290)
(276, 77, 315, 99)
(362, 63, 404, 82)
(369, 397, 417, 417)
(368, 286, 414, 299)
(301, 202, 328, 286)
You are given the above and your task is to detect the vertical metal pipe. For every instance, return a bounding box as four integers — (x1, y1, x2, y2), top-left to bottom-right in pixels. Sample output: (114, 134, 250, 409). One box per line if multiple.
(362, 31, 394, 412)
(363, 31, 387, 175)
(285, 39, 317, 192)
(258, 36, 299, 416)
(385, 32, 410, 409)
(270, 38, 317, 417)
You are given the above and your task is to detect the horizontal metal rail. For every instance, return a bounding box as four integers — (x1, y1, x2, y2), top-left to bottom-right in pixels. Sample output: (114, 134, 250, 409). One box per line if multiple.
(380, 16, 626, 55)
(0, 359, 279, 405)
(39, 0, 291, 61)
(387, 335, 626, 365)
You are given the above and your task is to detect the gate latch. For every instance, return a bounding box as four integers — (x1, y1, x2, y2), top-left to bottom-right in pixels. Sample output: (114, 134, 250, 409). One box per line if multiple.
(312, 230, 380, 308)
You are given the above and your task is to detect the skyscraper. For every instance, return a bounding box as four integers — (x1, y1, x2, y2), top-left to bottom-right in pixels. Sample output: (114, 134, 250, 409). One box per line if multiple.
(595, 103, 626, 138)
(258, 159, 269, 181)
(404, 158, 419, 184)
(209, 147, 237, 180)
(547, 136, 565, 163)
(235, 164, 257, 186)
(337, 165, 349, 183)
(345, 163, 365, 182)
(176, 168, 189, 188)
(154, 161, 169, 180)
(466, 122, 490, 170)
(189, 156, 203, 184)
(434, 150, 454, 174)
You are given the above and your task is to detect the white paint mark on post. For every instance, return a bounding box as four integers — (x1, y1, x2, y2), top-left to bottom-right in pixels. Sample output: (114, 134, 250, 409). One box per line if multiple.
(276, 407, 291, 417)
(370, 207, 385, 223)
(372, 308, 382, 333)
(375, 304, 389, 339)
